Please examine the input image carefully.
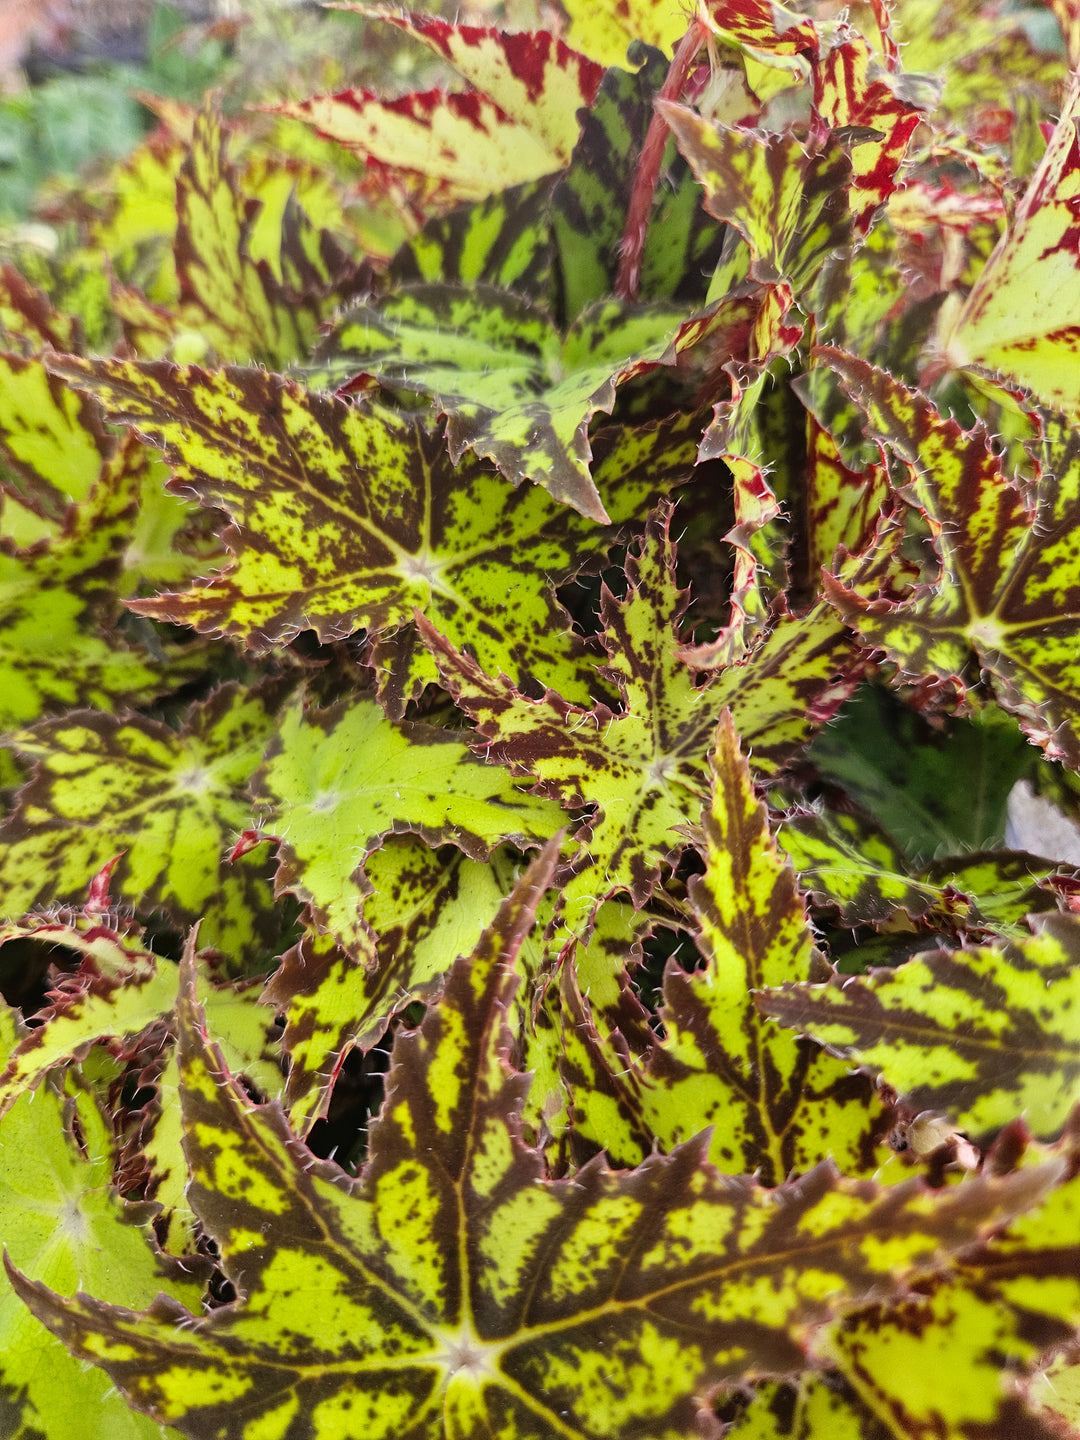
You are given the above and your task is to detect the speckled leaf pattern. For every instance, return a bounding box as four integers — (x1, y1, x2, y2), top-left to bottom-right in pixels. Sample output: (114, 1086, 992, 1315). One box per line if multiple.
(707, 601, 862, 776)
(564, 714, 886, 1182)
(818, 1158, 1080, 1439)
(759, 912, 1080, 1142)
(818, 348, 1080, 768)
(942, 73, 1080, 415)
(267, 839, 507, 1133)
(50, 355, 699, 704)
(0, 438, 191, 730)
(421, 507, 726, 937)
(9, 868, 1068, 1440)
(0, 684, 285, 965)
(309, 284, 713, 520)
(252, 690, 562, 958)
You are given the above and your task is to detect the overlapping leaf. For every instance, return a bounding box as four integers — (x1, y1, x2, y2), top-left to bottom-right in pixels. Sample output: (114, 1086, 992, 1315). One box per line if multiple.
(759, 912, 1080, 1142)
(266, 838, 508, 1132)
(660, 102, 853, 303)
(0, 1004, 202, 1440)
(559, 0, 686, 66)
(818, 348, 1080, 768)
(941, 72, 1080, 417)
(307, 284, 713, 520)
(563, 712, 888, 1182)
(48, 354, 702, 702)
(10, 858, 1069, 1439)
(0, 683, 286, 966)
(252, 689, 562, 958)
(420, 506, 726, 936)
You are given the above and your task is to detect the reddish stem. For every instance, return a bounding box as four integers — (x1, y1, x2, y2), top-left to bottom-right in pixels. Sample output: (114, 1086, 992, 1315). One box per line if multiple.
(615, 16, 709, 302)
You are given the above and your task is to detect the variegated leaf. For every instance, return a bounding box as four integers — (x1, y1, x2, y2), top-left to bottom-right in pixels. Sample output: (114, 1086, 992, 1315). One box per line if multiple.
(0, 684, 286, 966)
(307, 284, 714, 521)
(564, 712, 888, 1182)
(759, 912, 1080, 1142)
(818, 348, 1080, 768)
(9, 865, 1066, 1439)
(252, 689, 562, 957)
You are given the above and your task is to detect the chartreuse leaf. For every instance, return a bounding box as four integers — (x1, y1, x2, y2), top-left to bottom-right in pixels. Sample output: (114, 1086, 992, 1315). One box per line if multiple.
(818, 348, 1080, 768)
(0, 438, 187, 730)
(267, 839, 508, 1133)
(559, 0, 685, 65)
(0, 683, 286, 967)
(940, 74, 1080, 417)
(0, 923, 179, 1121)
(48, 356, 701, 706)
(427, 511, 858, 939)
(0, 352, 111, 524)
(275, 13, 602, 212)
(10, 859, 1068, 1439)
(422, 506, 724, 935)
(353, 12, 604, 160)
(759, 912, 1080, 1142)
(813, 1155, 1080, 1440)
(659, 102, 852, 302)
(253, 689, 562, 958)
(550, 50, 724, 321)
(0, 1003, 201, 1440)
(564, 713, 886, 1182)
(0, 263, 84, 354)
(308, 283, 713, 520)
(163, 110, 337, 368)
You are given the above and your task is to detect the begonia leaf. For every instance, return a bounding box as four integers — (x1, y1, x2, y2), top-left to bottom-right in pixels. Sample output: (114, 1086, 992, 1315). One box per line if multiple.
(0, 264, 84, 355)
(659, 102, 852, 300)
(419, 506, 724, 936)
(9, 864, 1068, 1439)
(0, 353, 111, 522)
(48, 354, 700, 704)
(563, 712, 887, 1182)
(252, 689, 562, 958)
(267, 839, 508, 1133)
(275, 18, 601, 211)
(425, 513, 863, 940)
(389, 178, 552, 297)
(0, 438, 194, 730)
(942, 73, 1080, 417)
(817, 347, 1080, 768)
(759, 912, 1080, 1142)
(308, 283, 713, 521)
(812, 34, 922, 233)
(559, 0, 685, 66)
(0, 683, 286, 966)
(0, 1033, 201, 1440)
